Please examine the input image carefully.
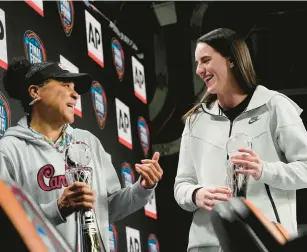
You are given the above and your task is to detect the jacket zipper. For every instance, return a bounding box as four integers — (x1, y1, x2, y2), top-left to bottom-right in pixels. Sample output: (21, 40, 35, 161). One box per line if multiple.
(228, 121, 233, 137)
(202, 104, 280, 223)
(265, 184, 280, 223)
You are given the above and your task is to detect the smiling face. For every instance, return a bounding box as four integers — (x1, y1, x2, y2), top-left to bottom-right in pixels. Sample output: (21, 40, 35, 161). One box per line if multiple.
(195, 42, 234, 95)
(33, 79, 79, 125)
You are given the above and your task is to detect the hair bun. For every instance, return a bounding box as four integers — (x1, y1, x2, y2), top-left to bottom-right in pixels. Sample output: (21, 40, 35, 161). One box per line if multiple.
(2, 57, 32, 100)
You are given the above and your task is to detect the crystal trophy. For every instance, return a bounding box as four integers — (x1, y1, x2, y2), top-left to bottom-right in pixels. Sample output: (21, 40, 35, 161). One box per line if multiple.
(226, 133, 252, 197)
(65, 141, 105, 252)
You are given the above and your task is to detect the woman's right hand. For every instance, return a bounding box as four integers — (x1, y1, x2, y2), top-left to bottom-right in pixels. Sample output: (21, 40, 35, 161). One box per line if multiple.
(57, 182, 95, 219)
(195, 186, 232, 211)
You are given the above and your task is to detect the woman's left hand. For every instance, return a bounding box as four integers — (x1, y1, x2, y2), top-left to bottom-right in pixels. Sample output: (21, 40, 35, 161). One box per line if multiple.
(231, 148, 263, 180)
(135, 152, 163, 189)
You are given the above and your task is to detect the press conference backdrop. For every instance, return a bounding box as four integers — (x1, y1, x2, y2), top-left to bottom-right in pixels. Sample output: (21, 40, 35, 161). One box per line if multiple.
(0, 1, 160, 252)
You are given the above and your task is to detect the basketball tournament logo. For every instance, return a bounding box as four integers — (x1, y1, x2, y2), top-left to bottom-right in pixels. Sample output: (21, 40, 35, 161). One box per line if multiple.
(91, 81, 107, 129)
(121, 162, 135, 188)
(0, 92, 10, 138)
(57, 0, 74, 37)
(137, 116, 150, 157)
(111, 38, 125, 81)
(24, 30, 46, 63)
(109, 224, 118, 252)
(148, 234, 160, 252)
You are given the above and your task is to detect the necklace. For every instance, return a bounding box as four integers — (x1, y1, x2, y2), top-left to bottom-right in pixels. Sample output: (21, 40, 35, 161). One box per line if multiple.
(29, 125, 71, 153)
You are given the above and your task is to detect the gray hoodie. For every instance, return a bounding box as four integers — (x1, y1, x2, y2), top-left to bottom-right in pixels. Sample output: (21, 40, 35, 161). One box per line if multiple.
(174, 85, 307, 251)
(0, 116, 154, 251)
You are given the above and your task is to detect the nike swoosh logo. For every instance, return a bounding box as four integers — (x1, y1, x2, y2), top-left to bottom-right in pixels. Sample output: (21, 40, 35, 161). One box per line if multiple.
(249, 116, 260, 124)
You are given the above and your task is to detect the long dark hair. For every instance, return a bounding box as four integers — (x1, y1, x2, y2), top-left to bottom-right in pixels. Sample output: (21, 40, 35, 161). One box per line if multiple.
(183, 28, 257, 121)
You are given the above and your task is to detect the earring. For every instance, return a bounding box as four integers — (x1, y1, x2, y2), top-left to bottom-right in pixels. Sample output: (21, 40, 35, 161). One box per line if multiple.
(230, 62, 234, 68)
(29, 97, 40, 106)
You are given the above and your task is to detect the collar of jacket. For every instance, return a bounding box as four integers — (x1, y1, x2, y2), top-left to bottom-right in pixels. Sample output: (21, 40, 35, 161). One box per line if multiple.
(201, 85, 277, 116)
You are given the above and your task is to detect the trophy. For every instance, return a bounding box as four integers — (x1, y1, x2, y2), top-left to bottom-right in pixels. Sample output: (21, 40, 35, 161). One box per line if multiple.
(65, 141, 105, 252)
(226, 133, 252, 197)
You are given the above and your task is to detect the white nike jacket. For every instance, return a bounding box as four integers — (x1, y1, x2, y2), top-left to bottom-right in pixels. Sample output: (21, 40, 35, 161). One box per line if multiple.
(174, 85, 307, 251)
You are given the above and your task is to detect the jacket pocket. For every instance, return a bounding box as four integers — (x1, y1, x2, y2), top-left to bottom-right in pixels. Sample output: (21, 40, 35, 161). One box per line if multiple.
(269, 188, 297, 236)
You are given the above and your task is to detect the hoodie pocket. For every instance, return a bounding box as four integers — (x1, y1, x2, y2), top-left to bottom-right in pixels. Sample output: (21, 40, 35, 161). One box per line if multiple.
(268, 188, 297, 235)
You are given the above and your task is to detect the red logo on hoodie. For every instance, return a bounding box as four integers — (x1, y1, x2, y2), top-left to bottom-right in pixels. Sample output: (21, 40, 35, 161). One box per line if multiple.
(37, 164, 68, 191)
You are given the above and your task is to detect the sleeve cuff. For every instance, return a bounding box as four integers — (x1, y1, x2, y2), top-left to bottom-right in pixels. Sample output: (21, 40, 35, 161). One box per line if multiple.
(192, 187, 202, 206)
(40, 199, 66, 226)
(187, 185, 203, 211)
(257, 161, 278, 185)
(132, 177, 155, 198)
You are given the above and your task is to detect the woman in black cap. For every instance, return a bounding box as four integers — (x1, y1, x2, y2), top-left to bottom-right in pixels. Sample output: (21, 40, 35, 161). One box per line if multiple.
(0, 57, 163, 251)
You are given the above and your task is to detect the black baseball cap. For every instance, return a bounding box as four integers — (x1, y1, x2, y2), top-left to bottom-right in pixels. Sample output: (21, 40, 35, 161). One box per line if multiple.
(25, 62, 92, 94)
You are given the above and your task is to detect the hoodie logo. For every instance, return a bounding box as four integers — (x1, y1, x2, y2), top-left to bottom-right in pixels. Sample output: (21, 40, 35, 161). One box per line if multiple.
(37, 164, 68, 191)
(248, 116, 260, 124)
